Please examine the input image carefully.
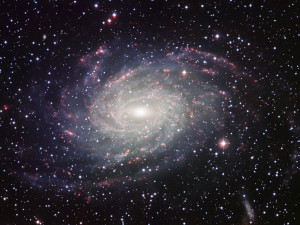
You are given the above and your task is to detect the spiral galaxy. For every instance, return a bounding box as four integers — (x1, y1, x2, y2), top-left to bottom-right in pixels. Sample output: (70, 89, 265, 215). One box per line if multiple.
(52, 46, 240, 167)
(88, 48, 226, 160)
(11, 41, 298, 225)
(6, 42, 299, 224)
(3, 1, 298, 224)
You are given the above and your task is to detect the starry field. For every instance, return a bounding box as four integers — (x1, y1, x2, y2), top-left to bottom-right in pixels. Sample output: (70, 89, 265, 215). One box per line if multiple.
(0, 1, 299, 224)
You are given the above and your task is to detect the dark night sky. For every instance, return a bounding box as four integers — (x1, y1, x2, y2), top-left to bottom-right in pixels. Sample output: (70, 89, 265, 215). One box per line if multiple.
(0, 0, 299, 224)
